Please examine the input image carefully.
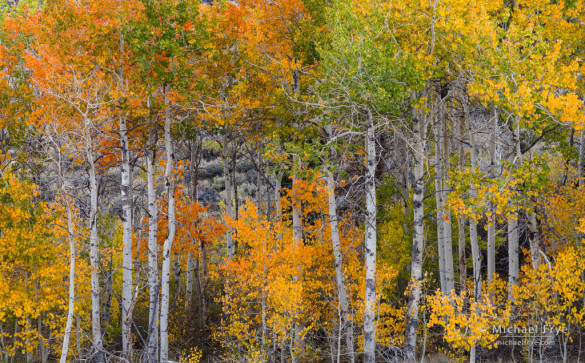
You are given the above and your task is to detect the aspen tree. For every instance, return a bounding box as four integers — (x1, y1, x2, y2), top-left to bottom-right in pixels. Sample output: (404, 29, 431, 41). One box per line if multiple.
(404, 100, 427, 362)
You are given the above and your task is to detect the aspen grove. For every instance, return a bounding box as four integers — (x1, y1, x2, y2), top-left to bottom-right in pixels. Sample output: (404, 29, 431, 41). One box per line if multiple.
(2, 0, 585, 362)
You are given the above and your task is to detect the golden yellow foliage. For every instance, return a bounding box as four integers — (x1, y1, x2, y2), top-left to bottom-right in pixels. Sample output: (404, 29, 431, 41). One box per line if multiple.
(0, 174, 91, 360)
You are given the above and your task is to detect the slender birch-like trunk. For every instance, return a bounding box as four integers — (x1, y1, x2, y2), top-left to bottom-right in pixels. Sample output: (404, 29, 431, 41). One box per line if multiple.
(487, 106, 498, 284)
(292, 178, 303, 243)
(528, 212, 541, 269)
(487, 223, 496, 283)
(457, 114, 467, 289)
(146, 128, 159, 363)
(186, 253, 194, 304)
(232, 154, 239, 222)
(508, 116, 521, 299)
(404, 104, 427, 363)
(272, 169, 283, 355)
(463, 99, 481, 299)
(441, 112, 455, 294)
(223, 131, 234, 258)
(160, 88, 176, 363)
(119, 33, 134, 358)
(457, 217, 466, 288)
(433, 115, 446, 292)
(257, 152, 264, 216)
(507, 216, 519, 297)
(186, 138, 199, 306)
(363, 117, 377, 363)
(60, 201, 76, 363)
(120, 117, 133, 358)
(526, 114, 541, 269)
(326, 169, 355, 363)
(274, 173, 282, 225)
(85, 123, 103, 362)
(433, 101, 454, 294)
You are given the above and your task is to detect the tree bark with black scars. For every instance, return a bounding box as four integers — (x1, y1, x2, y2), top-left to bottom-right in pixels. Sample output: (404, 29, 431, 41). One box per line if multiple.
(159, 86, 176, 363)
(404, 99, 427, 363)
(146, 127, 159, 363)
(326, 168, 355, 363)
(363, 110, 377, 363)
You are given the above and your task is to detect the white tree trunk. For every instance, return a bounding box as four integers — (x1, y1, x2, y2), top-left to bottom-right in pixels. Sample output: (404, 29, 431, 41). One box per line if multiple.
(433, 111, 455, 294)
(86, 127, 103, 362)
(457, 219, 466, 289)
(119, 33, 134, 358)
(292, 180, 303, 243)
(223, 131, 235, 258)
(433, 116, 446, 293)
(457, 114, 466, 289)
(326, 169, 355, 363)
(59, 201, 76, 363)
(186, 252, 194, 304)
(469, 218, 481, 300)
(147, 128, 159, 363)
(508, 117, 521, 299)
(274, 173, 282, 225)
(257, 153, 265, 217)
(404, 107, 427, 363)
(121, 114, 133, 357)
(160, 90, 176, 363)
(464, 101, 481, 299)
(487, 222, 496, 283)
(528, 212, 540, 269)
(470, 344, 476, 363)
(507, 216, 519, 299)
(441, 114, 455, 294)
(487, 106, 498, 284)
(363, 121, 377, 363)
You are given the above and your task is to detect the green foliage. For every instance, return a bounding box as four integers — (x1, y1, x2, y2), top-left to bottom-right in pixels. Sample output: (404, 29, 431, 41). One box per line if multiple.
(126, 0, 208, 88)
(317, 0, 422, 116)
